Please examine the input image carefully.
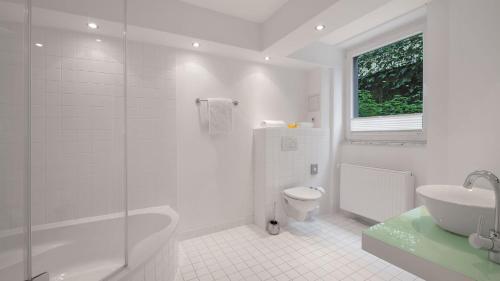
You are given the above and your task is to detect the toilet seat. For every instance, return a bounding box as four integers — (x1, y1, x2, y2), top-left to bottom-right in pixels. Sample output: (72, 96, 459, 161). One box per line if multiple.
(283, 186, 322, 201)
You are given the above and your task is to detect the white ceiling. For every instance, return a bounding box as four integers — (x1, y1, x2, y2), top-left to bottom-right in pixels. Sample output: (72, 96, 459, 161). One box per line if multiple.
(0, 0, 430, 69)
(178, 0, 289, 23)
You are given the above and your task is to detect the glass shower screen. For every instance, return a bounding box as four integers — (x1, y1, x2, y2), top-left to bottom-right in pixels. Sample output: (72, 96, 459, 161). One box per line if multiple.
(0, 0, 28, 280)
(30, 0, 126, 280)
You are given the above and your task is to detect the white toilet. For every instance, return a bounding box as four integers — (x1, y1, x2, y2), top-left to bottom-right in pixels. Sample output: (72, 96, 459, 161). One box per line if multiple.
(282, 186, 325, 221)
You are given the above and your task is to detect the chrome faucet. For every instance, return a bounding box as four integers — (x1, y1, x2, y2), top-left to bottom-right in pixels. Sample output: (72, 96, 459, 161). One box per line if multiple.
(464, 170, 500, 264)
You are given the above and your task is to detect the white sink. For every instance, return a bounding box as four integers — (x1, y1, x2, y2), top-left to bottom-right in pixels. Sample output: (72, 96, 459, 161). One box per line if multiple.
(416, 185, 495, 236)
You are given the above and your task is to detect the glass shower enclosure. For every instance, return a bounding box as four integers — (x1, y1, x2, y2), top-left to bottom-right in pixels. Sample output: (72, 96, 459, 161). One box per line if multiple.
(1, 0, 128, 280)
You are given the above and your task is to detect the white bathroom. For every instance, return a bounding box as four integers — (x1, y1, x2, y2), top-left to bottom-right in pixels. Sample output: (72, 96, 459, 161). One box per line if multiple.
(1, 0, 499, 281)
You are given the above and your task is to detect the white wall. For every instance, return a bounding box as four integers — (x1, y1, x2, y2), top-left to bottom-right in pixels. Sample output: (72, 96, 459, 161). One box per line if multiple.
(305, 68, 332, 129)
(337, 0, 500, 208)
(175, 52, 308, 235)
(445, 0, 500, 184)
(305, 69, 322, 127)
(0, 20, 311, 235)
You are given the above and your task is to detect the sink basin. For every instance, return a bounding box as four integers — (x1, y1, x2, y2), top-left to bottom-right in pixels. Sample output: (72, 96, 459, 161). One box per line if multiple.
(416, 185, 495, 236)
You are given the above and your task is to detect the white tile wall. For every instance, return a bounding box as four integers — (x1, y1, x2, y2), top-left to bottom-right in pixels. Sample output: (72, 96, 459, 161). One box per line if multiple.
(126, 42, 177, 211)
(0, 22, 26, 231)
(23, 26, 178, 226)
(29, 26, 126, 225)
(254, 128, 331, 230)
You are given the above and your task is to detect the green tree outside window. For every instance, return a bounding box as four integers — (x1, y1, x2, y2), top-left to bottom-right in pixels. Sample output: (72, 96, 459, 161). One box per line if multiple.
(354, 33, 423, 117)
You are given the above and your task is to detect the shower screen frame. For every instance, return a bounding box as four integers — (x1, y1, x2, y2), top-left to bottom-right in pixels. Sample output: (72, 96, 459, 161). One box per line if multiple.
(21, 0, 130, 279)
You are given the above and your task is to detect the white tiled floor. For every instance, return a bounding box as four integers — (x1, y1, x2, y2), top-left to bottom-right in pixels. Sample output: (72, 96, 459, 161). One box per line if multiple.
(176, 215, 425, 281)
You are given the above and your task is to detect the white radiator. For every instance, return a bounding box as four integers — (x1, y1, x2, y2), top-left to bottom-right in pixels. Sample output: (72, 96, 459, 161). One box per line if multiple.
(340, 163, 414, 222)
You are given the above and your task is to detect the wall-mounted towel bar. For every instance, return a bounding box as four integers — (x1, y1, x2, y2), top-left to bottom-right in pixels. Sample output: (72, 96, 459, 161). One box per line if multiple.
(195, 98, 239, 106)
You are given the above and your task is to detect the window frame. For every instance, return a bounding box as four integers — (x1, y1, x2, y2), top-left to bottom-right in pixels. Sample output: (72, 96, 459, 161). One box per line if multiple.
(345, 22, 426, 144)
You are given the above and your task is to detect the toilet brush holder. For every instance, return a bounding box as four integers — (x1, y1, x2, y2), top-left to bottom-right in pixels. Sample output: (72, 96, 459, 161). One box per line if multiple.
(267, 220, 280, 235)
(267, 201, 280, 235)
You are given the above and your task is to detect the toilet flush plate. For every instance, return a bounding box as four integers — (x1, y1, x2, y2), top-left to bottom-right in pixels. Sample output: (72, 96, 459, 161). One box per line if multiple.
(311, 164, 318, 175)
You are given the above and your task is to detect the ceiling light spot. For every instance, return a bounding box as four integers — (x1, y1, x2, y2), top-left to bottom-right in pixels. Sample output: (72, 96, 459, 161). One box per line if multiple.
(192, 42, 200, 48)
(34, 43, 43, 47)
(264, 56, 270, 61)
(315, 24, 326, 31)
(87, 22, 99, 29)
(96, 39, 102, 42)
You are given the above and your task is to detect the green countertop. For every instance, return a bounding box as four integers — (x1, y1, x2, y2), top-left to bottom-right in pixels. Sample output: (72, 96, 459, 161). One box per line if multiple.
(363, 206, 500, 281)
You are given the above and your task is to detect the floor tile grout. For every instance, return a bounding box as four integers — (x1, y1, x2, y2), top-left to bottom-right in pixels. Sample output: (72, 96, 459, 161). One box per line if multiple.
(176, 214, 424, 281)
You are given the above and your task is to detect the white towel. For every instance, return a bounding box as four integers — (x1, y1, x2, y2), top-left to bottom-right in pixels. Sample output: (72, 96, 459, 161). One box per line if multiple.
(208, 98, 233, 135)
(261, 120, 286, 128)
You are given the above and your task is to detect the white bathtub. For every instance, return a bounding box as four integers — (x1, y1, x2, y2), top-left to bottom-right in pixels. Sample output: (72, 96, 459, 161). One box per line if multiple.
(0, 205, 179, 281)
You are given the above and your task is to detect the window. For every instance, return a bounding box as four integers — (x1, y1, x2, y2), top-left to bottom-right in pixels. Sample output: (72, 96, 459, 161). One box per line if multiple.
(347, 31, 425, 142)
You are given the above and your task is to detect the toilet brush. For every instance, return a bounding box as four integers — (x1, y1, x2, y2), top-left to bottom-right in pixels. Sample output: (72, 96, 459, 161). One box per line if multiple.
(267, 201, 280, 235)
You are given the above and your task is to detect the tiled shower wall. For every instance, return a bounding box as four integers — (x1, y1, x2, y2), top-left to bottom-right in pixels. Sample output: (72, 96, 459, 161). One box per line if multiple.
(30, 27, 125, 225)
(1, 26, 178, 229)
(0, 22, 26, 231)
(126, 41, 177, 211)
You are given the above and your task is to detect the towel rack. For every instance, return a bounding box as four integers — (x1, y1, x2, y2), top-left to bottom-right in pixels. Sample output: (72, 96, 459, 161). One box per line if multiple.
(196, 98, 239, 106)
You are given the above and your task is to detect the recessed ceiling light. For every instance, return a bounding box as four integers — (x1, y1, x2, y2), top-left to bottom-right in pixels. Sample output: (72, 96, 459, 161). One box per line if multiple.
(87, 22, 99, 29)
(96, 39, 102, 42)
(192, 42, 200, 48)
(264, 56, 270, 61)
(34, 43, 43, 47)
(315, 24, 326, 31)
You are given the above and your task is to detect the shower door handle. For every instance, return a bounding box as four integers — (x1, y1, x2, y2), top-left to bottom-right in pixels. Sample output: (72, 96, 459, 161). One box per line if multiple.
(30, 272, 49, 281)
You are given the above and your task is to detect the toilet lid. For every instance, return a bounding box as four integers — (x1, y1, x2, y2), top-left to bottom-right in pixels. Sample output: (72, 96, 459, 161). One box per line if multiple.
(283, 187, 322, 201)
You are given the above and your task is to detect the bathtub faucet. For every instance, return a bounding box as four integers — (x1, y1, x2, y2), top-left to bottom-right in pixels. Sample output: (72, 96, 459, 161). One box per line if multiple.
(464, 170, 500, 264)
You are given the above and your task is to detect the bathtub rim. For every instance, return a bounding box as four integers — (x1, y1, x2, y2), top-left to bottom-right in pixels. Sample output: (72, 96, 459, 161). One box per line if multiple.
(107, 205, 179, 281)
